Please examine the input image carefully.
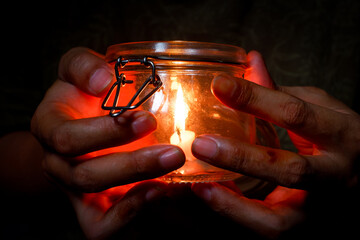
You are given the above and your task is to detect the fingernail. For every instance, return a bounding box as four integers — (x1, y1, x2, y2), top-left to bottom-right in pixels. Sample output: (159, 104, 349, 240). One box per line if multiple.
(192, 136, 218, 160)
(192, 183, 212, 201)
(145, 186, 166, 202)
(131, 113, 157, 136)
(212, 75, 237, 97)
(89, 67, 113, 95)
(159, 148, 185, 170)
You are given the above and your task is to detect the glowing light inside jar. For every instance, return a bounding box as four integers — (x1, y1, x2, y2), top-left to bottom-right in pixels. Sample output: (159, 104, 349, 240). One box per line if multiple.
(170, 84, 196, 161)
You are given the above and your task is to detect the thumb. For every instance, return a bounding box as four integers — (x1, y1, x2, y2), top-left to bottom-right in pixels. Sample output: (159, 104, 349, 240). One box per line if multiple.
(58, 47, 114, 96)
(245, 50, 275, 89)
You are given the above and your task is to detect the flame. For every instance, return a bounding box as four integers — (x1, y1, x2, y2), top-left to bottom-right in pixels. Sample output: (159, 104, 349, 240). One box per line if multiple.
(170, 83, 196, 162)
(174, 84, 188, 133)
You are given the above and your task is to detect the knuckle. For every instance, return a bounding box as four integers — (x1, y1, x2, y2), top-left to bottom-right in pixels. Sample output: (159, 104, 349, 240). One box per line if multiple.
(265, 216, 288, 239)
(51, 125, 74, 155)
(30, 105, 49, 143)
(216, 204, 234, 217)
(71, 165, 97, 192)
(282, 157, 310, 188)
(229, 149, 248, 172)
(115, 196, 143, 224)
(61, 47, 89, 65)
(130, 151, 150, 177)
(212, 197, 237, 217)
(226, 142, 256, 173)
(234, 81, 257, 109)
(281, 98, 311, 128)
(59, 47, 91, 82)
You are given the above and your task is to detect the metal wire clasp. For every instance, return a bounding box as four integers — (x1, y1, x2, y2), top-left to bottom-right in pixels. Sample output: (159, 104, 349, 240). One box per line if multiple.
(101, 56, 163, 117)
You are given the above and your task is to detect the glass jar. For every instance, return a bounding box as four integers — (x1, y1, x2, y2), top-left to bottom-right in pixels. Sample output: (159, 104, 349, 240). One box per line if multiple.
(102, 41, 279, 192)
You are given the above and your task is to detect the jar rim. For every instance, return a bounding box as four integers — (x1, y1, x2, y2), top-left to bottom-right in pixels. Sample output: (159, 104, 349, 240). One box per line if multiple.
(105, 40, 247, 64)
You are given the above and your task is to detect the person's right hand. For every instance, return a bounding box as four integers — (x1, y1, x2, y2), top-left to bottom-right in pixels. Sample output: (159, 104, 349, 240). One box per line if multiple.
(31, 47, 185, 239)
(191, 51, 360, 238)
(192, 51, 360, 190)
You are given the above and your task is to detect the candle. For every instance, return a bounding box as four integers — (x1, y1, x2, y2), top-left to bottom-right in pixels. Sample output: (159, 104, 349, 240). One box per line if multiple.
(169, 83, 196, 161)
(170, 130, 195, 161)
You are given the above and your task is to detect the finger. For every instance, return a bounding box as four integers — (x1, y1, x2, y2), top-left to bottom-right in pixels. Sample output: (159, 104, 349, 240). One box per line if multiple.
(275, 87, 357, 155)
(279, 86, 356, 115)
(264, 186, 307, 209)
(58, 47, 113, 96)
(211, 75, 348, 146)
(35, 109, 157, 156)
(99, 181, 168, 237)
(191, 182, 281, 238)
(70, 180, 167, 239)
(245, 50, 275, 89)
(191, 183, 304, 238)
(44, 145, 185, 192)
(192, 135, 312, 189)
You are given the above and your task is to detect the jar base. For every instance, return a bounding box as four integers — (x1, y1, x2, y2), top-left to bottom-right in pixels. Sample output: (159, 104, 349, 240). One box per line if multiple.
(159, 171, 241, 183)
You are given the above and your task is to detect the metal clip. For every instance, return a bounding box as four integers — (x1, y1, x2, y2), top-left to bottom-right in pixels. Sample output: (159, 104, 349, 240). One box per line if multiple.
(102, 57, 163, 117)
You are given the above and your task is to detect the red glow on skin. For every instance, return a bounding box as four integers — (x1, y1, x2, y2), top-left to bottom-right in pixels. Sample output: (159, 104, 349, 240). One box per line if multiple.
(61, 75, 158, 212)
(60, 72, 137, 120)
(244, 51, 275, 89)
(77, 132, 158, 212)
(80, 133, 158, 160)
(83, 184, 136, 212)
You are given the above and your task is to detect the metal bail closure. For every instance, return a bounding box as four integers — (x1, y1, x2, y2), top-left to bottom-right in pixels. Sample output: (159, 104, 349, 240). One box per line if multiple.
(101, 57, 163, 117)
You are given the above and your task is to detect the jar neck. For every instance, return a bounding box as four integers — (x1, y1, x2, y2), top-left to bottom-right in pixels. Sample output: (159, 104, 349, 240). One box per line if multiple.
(108, 56, 247, 72)
(105, 41, 247, 65)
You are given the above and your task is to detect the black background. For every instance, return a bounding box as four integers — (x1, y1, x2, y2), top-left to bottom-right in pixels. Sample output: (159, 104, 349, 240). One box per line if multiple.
(1, 0, 359, 136)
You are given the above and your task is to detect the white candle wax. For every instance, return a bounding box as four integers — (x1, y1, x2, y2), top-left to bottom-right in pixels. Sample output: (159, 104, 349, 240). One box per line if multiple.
(170, 130, 196, 161)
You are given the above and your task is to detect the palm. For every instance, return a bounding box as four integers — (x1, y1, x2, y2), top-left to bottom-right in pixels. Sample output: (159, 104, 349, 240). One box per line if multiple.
(68, 185, 133, 238)
(67, 180, 165, 239)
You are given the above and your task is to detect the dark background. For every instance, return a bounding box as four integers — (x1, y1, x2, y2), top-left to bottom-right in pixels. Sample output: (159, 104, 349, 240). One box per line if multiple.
(1, 0, 359, 136)
(0, 0, 359, 239)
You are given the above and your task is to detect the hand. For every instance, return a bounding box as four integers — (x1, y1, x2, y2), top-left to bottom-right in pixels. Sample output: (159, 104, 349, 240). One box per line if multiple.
(193, 51, 360, 189)
(31, 47, 185, 239)
(191, 51, 360, 238)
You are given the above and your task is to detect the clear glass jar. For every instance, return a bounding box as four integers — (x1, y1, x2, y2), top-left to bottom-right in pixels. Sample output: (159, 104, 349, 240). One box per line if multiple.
(103, 41, 279, 191)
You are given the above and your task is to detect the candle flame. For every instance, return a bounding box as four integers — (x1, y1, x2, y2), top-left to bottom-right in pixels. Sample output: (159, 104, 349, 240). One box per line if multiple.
(170, 83, 196, 162)
(174, 84, 188, 133)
